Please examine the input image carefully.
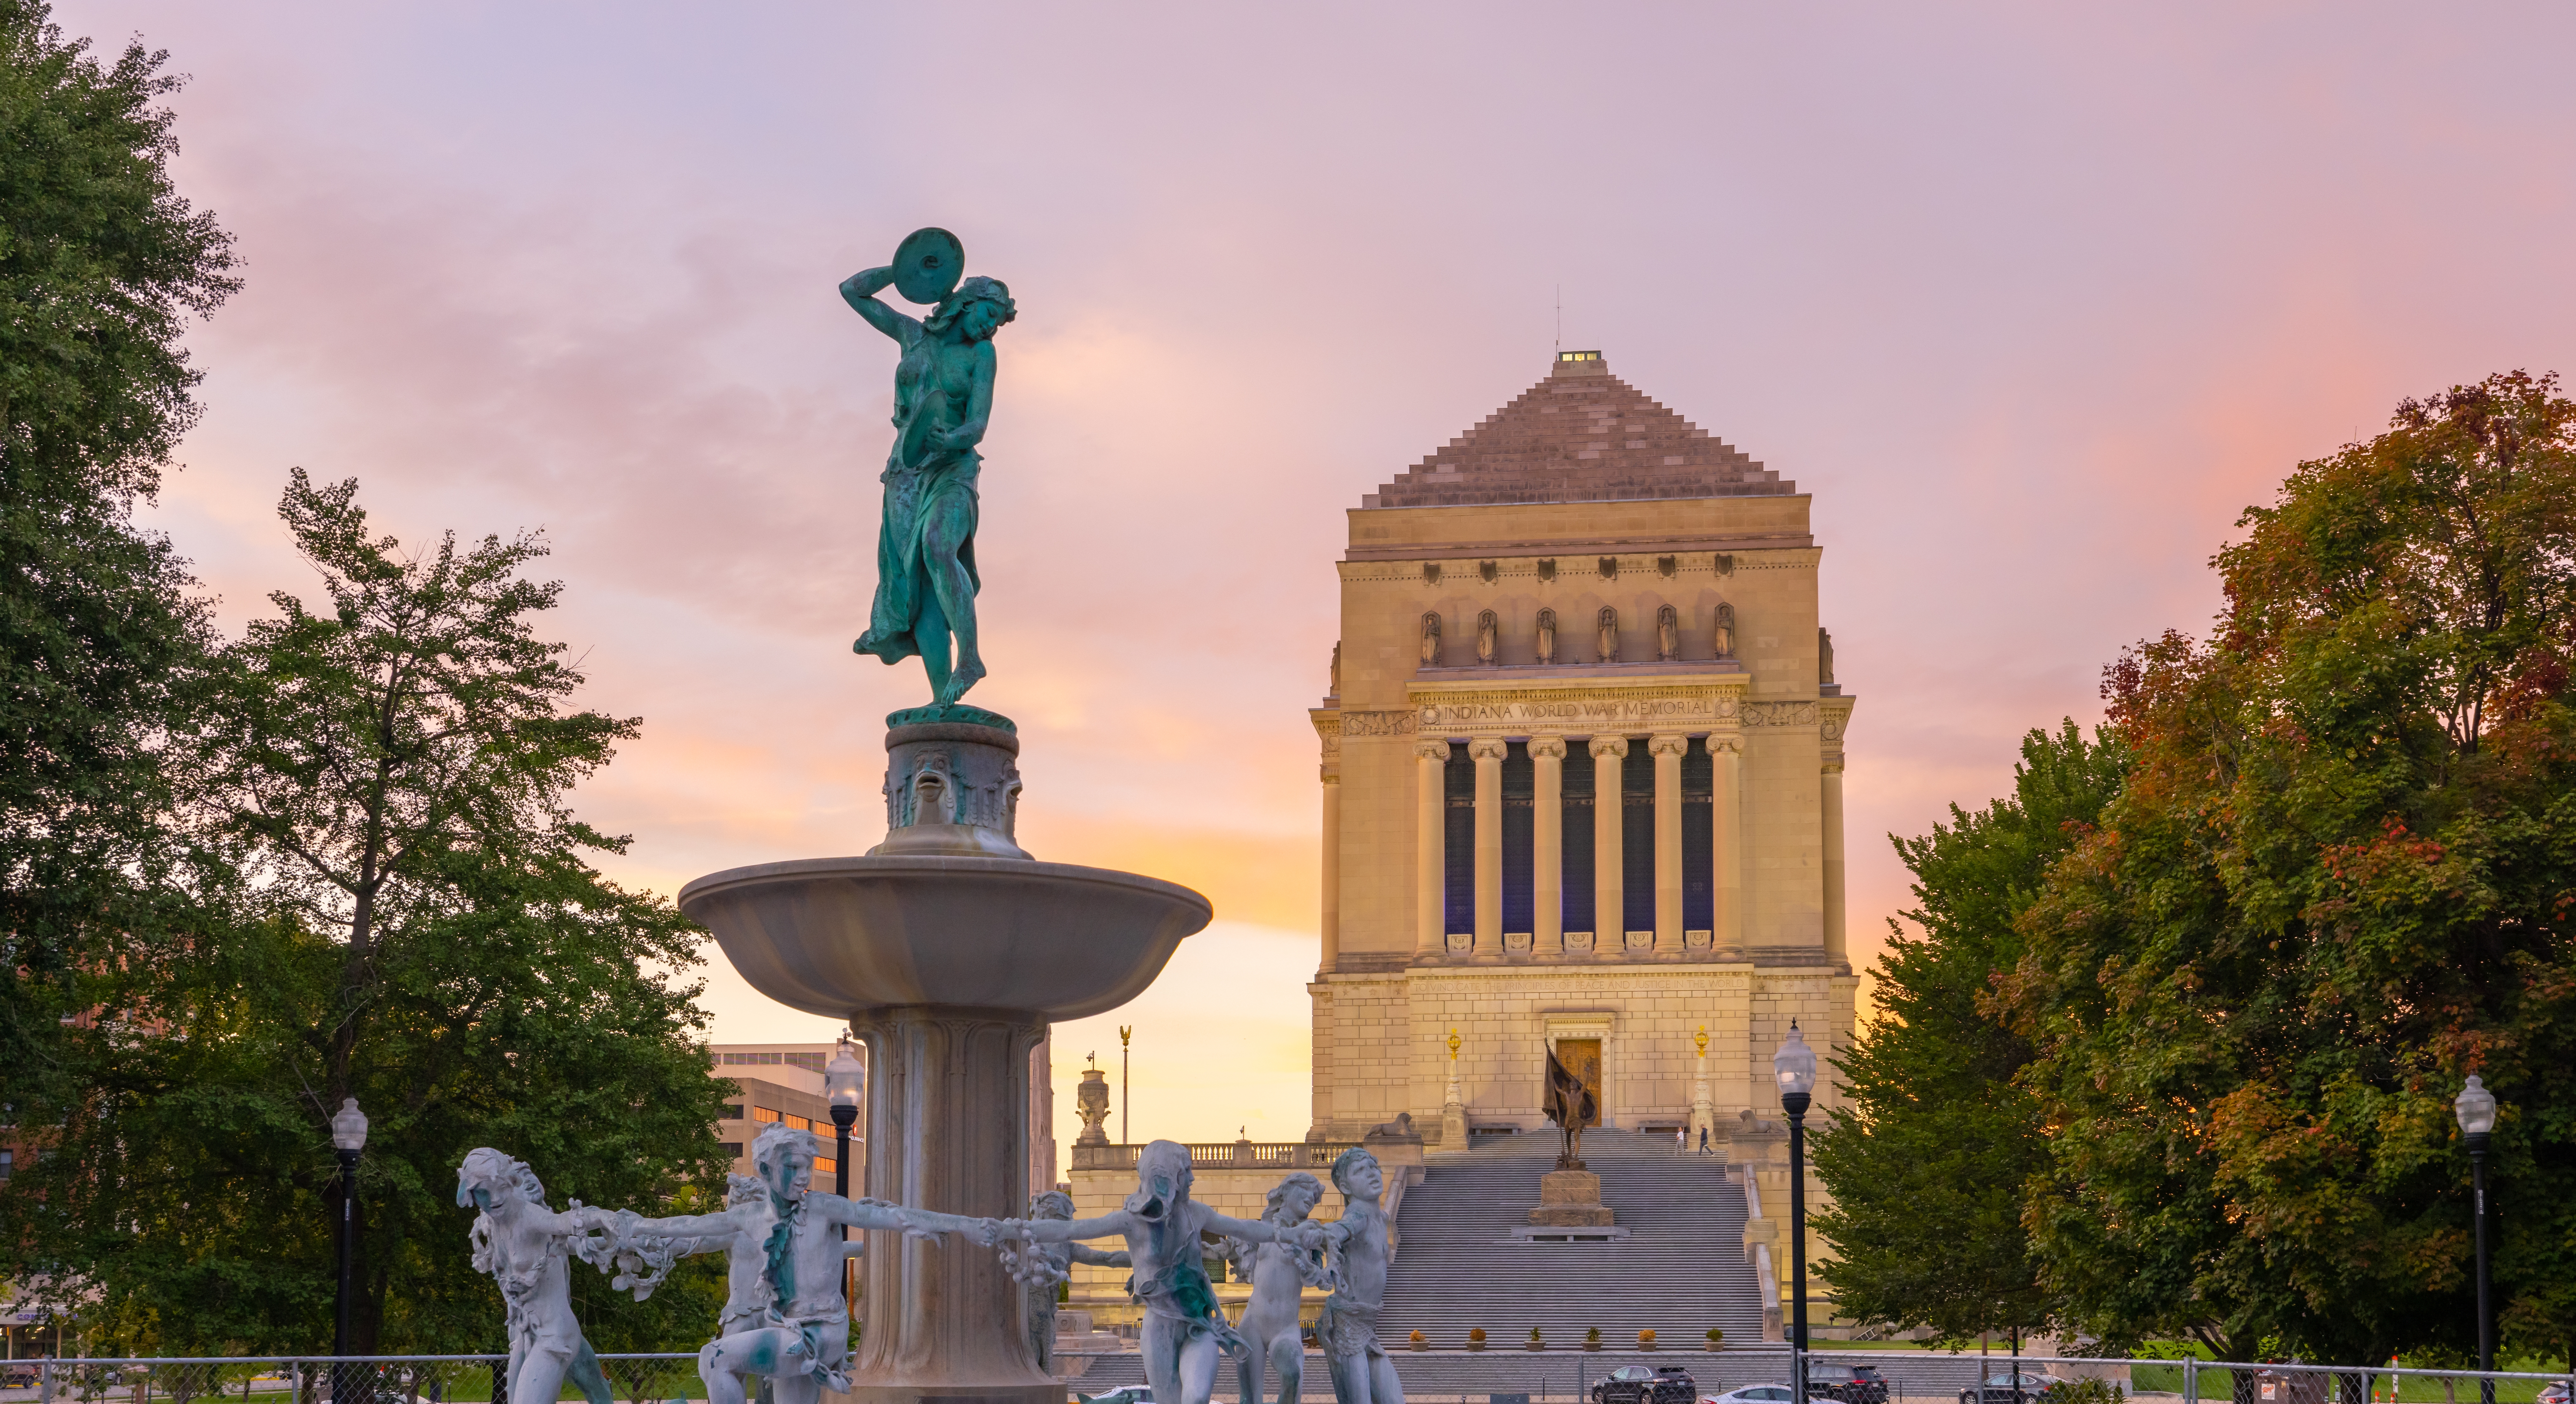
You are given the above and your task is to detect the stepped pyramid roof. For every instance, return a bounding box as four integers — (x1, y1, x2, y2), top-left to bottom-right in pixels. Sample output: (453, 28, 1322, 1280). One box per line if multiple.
(1362, 352, 1793, 510)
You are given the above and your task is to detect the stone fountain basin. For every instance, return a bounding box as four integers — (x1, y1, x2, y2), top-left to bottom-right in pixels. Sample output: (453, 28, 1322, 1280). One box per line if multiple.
(677, 855, 1212, 1020)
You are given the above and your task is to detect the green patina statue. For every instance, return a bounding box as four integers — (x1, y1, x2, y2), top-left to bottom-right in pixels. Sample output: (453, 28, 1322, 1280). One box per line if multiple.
(842, 228, 1016, 718)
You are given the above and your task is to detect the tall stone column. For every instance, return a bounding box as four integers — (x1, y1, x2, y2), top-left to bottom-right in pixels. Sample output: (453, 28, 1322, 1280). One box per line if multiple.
(1651, 734, 1687, 955)
(1530, 737, 1566, 956)
(1590, 736, 1627, 949)
(1821, 759, 1847, 966)
(1712, 735, 1744, 950)
(850, 1006, 1053, 1404)
(1319, 769, 1341, 971)
(1415, 740, 1449, 961)
(1470, 738, 1507, 957)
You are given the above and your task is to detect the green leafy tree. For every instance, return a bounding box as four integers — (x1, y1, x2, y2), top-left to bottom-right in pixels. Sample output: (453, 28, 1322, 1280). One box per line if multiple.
(2004, 372, 2576, 1370)
(1810, 721, 2124, 1346)
(11, 474, 730, 1355)
(0, 0, 232, 1117)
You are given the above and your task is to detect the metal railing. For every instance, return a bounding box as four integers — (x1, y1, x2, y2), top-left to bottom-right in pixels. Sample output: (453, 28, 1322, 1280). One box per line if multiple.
(1067, 1141, 1358, 1171)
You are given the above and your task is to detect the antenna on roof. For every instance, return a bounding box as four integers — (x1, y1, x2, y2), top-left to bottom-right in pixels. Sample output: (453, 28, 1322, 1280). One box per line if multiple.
(1554, 285, 1561, 356)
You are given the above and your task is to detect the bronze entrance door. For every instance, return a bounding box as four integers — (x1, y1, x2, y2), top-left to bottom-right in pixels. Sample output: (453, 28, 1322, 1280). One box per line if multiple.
(1553, 1039, 1603, 1125)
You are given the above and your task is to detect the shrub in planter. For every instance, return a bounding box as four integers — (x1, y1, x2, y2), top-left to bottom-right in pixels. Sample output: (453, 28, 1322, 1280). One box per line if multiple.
(1705, 1329, 1724, 1352)
(1527, 1329, 1545, 1352)
(1584, 1327, 1603, 1352)
(1639, 1329, 1657, 1351)
(1468, 1329, 1487, 1352)
(1409, 1330, 1426, 1352)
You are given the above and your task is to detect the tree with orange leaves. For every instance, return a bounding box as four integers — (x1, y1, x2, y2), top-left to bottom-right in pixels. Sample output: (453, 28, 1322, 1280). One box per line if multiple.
(2006, 372, 2576, 1372)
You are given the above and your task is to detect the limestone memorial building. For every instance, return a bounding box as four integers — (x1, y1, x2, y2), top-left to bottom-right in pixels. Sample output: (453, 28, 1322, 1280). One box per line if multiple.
(1306, 349, 1857, 1146)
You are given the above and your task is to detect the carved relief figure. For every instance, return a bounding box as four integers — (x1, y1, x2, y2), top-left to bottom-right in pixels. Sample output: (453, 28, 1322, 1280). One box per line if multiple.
(1819, 627, 1835, 685)
(991, 1141, 1325, 1404)
(1534, 609, 1557, 665)
(1475, 610, 1499, 666)
(1418, 612, 1441, 667)
(1713, 602, 1736, 660)
(1328, 642, 1340, 697)
(1315, 1149, 1404, 1404)
(1655, 605, 1680, 663)
(1595, 606, 1619, 664)
(1226, 1173, 1332, 1404)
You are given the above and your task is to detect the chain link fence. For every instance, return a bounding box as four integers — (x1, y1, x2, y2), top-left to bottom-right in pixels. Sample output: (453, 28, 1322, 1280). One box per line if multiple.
(0, 1356, 702, 1404)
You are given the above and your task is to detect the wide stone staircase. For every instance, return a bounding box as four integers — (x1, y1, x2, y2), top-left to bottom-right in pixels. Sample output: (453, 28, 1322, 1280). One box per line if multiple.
(1066, 1129, 1780, 1399)
(1378, 1128, 1768, 1350)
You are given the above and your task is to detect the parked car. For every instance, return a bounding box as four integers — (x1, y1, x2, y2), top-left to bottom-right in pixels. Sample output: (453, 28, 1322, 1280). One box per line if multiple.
(1804, 1364, 1890, 1404)
(2534, 1384, 2568, 1404)
(1959, 1372, 2067, 1404)
(1704, 1388, 1795, 1404)
(1593, 1365, 1697, 1404)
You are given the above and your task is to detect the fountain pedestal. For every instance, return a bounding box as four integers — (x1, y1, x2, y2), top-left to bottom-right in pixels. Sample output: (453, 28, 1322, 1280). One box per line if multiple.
(680, 718, 1210, 1404)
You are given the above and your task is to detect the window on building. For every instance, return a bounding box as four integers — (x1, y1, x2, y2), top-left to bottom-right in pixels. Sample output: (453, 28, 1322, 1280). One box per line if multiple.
(1682, 737, 1714, 932)
(1501, 741, 1534, 934)
(753, 1107, 780, 1123)
(1442, 742, 1473, 936)
(814, 1156, 836, 1178)
(721, 1102, 745, 1122)
(786, 1115, 813, 1133)
(1621, 738, 1655, 932)
(0, 1148, 12, 1183)
(720, 1142, 743, 1158)
(1561, 743, 1594, 929)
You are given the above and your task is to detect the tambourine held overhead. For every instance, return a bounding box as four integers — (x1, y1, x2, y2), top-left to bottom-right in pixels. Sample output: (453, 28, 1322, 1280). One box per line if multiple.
(891, 227, 965, 305)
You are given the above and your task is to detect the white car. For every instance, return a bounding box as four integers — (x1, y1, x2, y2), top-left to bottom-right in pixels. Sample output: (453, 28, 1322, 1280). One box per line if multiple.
(1705, 1388, 1797, 1404)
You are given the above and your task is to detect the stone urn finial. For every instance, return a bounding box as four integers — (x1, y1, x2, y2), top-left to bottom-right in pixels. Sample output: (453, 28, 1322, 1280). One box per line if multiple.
(1074, 1065, 1113, 1146)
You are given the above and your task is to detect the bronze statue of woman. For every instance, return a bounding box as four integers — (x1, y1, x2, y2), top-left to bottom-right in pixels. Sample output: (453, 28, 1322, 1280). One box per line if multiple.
(842, 229, 1017, 709)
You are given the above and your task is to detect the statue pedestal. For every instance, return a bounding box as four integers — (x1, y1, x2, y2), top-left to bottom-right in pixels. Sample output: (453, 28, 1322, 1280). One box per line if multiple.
(1528, 1170, 1615, 1227)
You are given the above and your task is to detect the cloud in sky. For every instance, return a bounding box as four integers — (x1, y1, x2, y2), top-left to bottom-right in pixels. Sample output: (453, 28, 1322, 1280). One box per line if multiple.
(59, 0, 2576, 1164)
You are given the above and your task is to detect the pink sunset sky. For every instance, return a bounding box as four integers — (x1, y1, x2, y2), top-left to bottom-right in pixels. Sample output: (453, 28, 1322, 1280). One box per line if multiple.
(59, 2, 2576, 1160)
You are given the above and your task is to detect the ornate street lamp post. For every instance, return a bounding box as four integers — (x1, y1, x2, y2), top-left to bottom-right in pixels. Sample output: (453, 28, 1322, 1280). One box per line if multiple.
(827, 1035, 868, 1314)
(1774, 1024, 1818, 1404)
(329, 1097, 369, 1396)
(2455, 1075, 2499, 1404)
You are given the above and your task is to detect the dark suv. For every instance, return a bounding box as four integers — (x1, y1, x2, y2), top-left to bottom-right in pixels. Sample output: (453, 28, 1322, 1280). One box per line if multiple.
(1592, 1366, 1697, 1404)
(1804, 1366, 1889, 1404)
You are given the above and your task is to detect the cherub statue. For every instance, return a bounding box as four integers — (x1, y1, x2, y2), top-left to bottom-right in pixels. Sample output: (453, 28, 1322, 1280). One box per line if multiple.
(989, 1140, 1324, 1404)
(1009, 1190, 1133, 1373)
(1314, 1149, 1404, 1404)
(841, 241, 1018, 708)
(456, 1148, 617, 1404)
(590, 1123, 969, 1404)
(1225, 1173, 1333, 1404)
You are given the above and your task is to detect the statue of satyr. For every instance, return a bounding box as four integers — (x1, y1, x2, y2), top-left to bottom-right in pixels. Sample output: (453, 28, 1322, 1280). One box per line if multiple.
(842, 229, 1018, 708)
(1535, 608, 1557, 665)
(1713, 602, 1736, 660)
